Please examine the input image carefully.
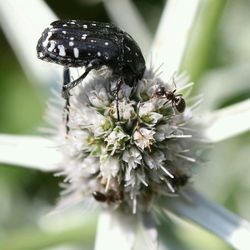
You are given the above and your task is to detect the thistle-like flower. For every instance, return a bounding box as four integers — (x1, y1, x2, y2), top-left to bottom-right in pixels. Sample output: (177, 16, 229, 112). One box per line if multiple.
(2, 1, 250, 250)
(56, 69, 204, 214)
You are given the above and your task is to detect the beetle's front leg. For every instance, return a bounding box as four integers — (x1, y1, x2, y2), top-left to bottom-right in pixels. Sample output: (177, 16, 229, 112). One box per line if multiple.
(62, 59, 103, 99)
(62, 67, 71, 133)
(113, 78, 124, 121)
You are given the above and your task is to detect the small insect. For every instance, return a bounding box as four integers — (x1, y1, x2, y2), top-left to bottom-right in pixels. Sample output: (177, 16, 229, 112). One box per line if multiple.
(155, 86, 186, 113)
(171, 173, 189, 188)
(92, 189, 123, 203)
(37, 20, 146, 124)
(92, 191, 107, 202)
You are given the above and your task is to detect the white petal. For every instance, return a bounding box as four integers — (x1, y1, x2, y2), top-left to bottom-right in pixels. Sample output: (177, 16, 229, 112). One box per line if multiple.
(199, 63, 250, 111)
(0, 134, 61, 171)
(133, 214, 158, 250)
(163, 188, 250, 250)
(203, 99, 250, 142)
(102, 0, 152, 55)
(0, 0, 60, 87)
(95, 211, 158, 250)
(95, 211, 136, 250)
(151, 0, 200, 80)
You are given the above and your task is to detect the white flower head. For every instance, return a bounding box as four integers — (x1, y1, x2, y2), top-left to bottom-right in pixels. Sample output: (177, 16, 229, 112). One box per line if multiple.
(55, 70, 204, 213)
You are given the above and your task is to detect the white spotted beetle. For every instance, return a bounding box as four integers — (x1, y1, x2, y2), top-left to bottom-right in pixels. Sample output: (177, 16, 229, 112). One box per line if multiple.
(37, 20, 146, 129)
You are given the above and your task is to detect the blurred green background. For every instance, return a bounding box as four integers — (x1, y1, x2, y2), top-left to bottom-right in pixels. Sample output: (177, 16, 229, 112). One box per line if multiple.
(0, 0, 250, 249)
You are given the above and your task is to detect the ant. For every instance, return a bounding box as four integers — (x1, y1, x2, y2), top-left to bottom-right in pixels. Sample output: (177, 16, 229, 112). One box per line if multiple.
(154, 83, 186, 113)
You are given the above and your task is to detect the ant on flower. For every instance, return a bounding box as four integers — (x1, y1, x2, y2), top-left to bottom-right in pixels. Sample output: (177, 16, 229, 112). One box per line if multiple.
(153, 78, 186, 113)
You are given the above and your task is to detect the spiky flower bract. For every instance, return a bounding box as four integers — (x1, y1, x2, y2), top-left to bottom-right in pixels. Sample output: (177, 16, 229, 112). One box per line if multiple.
(55, 69, 204, 214)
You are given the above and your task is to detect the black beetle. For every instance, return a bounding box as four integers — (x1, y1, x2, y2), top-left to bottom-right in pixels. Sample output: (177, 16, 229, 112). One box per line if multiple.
(37, 20, 146, 122)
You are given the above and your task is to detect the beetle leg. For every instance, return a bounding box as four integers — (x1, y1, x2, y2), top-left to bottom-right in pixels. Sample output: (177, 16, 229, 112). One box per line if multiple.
(62, 59, 103, 99)
(115, 79, 122, 121)
(63, 67, 71, 133)
(163, 99, 171, 106)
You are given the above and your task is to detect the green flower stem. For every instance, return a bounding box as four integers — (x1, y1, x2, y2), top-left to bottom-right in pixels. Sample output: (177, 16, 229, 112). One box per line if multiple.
(181, 0, 227, 84)
(0, 217, 97, 250)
